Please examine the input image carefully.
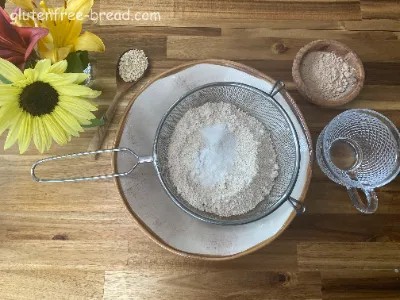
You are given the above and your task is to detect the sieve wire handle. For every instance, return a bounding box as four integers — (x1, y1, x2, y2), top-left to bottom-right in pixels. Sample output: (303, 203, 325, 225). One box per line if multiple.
(347, 187, 378, 214)
(288, 197, 306, 214)
(268, 80, 285, 97)
(31, 148, 153, 183)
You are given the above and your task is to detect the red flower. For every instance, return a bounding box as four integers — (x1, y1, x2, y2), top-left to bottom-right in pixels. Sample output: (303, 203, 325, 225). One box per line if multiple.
(0, 7, 48, 69)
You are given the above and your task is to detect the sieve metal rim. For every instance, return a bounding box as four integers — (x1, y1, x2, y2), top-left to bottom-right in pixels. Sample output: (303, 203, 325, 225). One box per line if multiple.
(152, 82, 301, 225)
(320, 109, 400, 188)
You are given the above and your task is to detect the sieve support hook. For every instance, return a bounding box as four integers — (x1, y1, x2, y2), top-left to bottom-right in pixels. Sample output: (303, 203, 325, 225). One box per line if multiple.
(31, 148, 153, 183)
(269, 80, 285, 97)
(288, 197, 306, 214)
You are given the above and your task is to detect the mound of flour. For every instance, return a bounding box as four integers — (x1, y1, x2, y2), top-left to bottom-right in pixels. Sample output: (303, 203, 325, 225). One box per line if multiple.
(167, 102, 279, 217)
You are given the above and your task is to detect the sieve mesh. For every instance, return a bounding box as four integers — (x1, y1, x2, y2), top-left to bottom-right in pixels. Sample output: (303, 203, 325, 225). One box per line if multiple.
(154, 82, 300, 225)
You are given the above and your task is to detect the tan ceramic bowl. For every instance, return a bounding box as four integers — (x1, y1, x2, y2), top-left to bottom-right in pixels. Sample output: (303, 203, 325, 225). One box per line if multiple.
(292, 40, 365, 107)
(112, 60, 313, 260)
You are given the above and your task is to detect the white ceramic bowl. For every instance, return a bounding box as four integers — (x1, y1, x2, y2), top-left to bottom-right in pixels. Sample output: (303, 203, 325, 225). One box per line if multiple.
(113, 60, 313, 260)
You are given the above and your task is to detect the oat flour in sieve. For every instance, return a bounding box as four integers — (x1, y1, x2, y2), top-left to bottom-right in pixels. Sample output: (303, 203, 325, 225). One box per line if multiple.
(167, 102, 279, 217)
(300, 51, 356, 100)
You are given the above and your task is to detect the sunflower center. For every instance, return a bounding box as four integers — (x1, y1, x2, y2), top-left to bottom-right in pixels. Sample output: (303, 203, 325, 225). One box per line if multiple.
(19, 81, 59, 116)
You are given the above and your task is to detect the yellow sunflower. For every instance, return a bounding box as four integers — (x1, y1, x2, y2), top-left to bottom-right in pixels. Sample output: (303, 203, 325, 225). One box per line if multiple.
(0, 57, 101, 153)
(11, 0, 105, 63)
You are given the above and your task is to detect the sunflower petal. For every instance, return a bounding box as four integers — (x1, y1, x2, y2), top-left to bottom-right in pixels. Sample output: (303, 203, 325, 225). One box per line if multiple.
(74, 32, 105, 53)
(55, 107, 85, 134)
(18, 113, 33, 153)
(33, 117, 44, 153)
(0, 102, 22, 136)
(34, 59, 52, 77)
(44, 73, 77, 86)
(60, 95, 97, 111)
(56, 84, 101, 98)
(33, 117, 52, 153)
(43, 114, 68, 145)
(58, 100, 96, 122)
(0, 85, 21, 105)
(0, 58, 25, 83)
(23, 68, 35, 84)
(44, 121, 52, 151)
(44, 73, 88, 86)
(72, 73, 89, 84)
(48, 60, 68, 74)
(4, 110, 24, 150)
(53, 106, 82, 137)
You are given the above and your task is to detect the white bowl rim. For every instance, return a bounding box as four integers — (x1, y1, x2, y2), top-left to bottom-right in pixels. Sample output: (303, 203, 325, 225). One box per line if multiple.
(112, 59, 314, 260)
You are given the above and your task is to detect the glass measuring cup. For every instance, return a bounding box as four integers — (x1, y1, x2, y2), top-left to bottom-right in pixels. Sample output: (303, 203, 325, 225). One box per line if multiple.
(316, 109, 400, 214)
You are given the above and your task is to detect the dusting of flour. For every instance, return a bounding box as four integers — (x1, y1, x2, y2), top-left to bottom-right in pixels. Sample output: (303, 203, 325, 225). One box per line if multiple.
(167, 102, 279, 217)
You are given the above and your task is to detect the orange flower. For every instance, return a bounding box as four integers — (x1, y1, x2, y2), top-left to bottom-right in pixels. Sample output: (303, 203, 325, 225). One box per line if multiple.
(0, 7, 48, 69)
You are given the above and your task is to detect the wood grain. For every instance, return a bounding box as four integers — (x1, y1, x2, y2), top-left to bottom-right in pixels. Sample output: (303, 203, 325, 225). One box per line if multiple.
(0, 241, 129, 270)
(322, 270, 400, 300)
(167, 36, 400, 62)
(2, 0, 400, 298)
(361, 0, 400, 20)
(104, 270, 322, 300)
(0, 270, 104, 300)
(298, 242, 400, 270)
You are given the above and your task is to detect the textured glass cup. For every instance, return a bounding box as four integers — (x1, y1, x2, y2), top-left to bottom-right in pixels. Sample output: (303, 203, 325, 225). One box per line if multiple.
(316, 109, 400, 214)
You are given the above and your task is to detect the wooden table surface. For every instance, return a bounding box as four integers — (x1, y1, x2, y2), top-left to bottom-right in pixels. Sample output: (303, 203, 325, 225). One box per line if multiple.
(1, 0, 400, 299)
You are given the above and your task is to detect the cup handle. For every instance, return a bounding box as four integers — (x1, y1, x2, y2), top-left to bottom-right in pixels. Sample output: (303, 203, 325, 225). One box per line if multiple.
(347, 187, 378, 214)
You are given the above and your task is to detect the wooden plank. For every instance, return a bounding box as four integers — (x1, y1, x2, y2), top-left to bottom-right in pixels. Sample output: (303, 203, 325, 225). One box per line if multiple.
(100, 0, 361, 26)
(0, 270, 104, 300)
(172, 0, 362, 20)
(322, 270, 400, 300)
(298, 242, 400, 271)
(222, 28, 398, 40)
(90, 30, 167, 60)
(0, 211, 138, 241)
(289, 89, 400, 132)
(167, 36, 400, 62)
(0, 241, 129, 270)
(158, 19, 344, 29)
(128, 240, 299, 271)
(311, 161, 400, 192)
(361, 0, 400, 20)
(104, 270, 322, 300)
(231, 60, 400, 86)
(281, 214, 400, 243)
(85, 25, 222, 37)
(0, 180, 123, 212)
(343, 20, 400, 31)
(305, 181, 400, 214)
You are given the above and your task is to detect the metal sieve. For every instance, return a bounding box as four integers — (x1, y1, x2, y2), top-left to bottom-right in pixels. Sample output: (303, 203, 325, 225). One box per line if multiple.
(31, 82, 304, 225)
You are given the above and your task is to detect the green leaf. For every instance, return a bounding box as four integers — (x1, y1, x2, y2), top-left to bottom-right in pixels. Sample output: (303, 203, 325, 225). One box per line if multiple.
(82, 116, 105, 128)
(0, 74, 12, 84)
(24, 59, 37, 70)
(79, 51, 90, 70)
(66, 51, 90, 73)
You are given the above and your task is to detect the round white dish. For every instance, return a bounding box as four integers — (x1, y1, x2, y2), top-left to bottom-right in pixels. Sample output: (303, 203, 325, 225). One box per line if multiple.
(113, 60, 313, 259)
